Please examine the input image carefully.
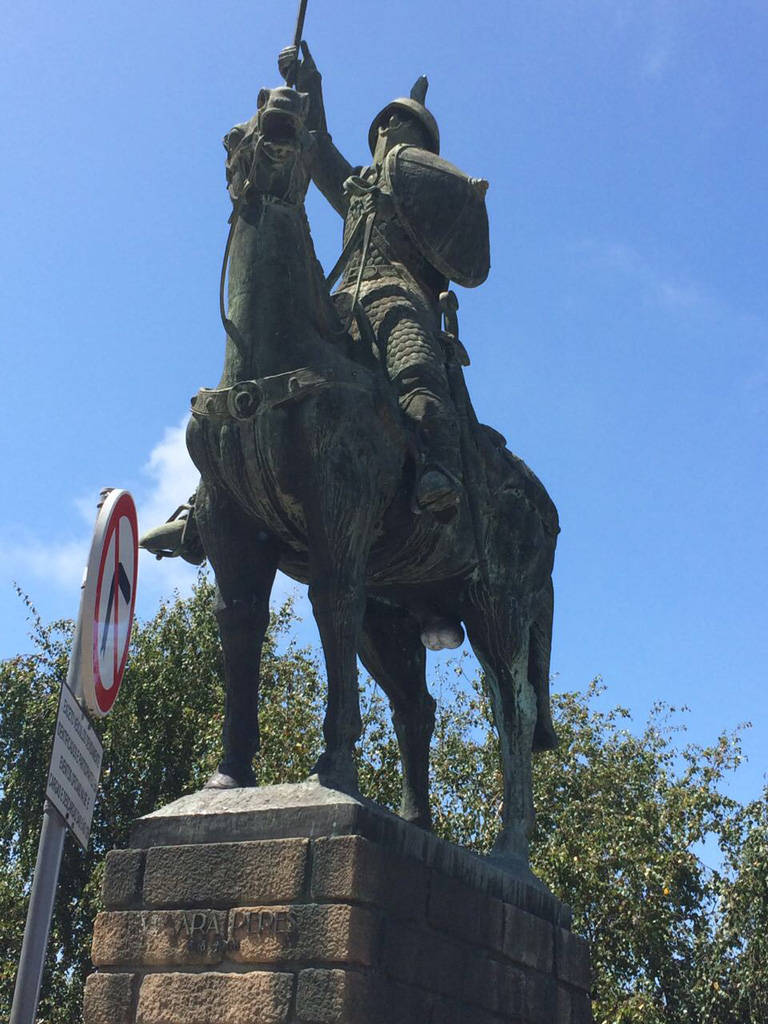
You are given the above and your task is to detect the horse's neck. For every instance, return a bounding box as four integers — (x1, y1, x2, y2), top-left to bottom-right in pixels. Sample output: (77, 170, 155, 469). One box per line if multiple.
(220, 196, 324, 385)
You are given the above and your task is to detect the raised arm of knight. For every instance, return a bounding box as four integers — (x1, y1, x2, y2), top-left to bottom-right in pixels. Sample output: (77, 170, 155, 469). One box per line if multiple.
(278, 42, 354, 217)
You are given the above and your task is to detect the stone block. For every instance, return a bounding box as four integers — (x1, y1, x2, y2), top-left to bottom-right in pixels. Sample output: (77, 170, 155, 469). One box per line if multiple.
(570, 989, 594, 1023)
(428, 871, 505, 952)
(387, 979, 434, 1021)
(497, 963, 527, 1019)
(135, 971, 293, 1023)
(503, 903, 554, 973)
(311, 835, 428, 922)
(431, 999, 507, 1024)
(103, 849, 146, 909)
(88, 788, 586, 1024)
(463, 953, 501, 1013)
(385, 921, 468, 999)
(92, 910, 228, 967)
(380, 918, 425, 986)
(525, 969, 558, 1022)
(480, 896, 507, 954)
(228, 903, 378, 966)
(428, 871, 482, 944)
(556, 984, 572, 1024)
(295, 968, 379, 1024)
(83, 972, 137, 1024)
(468, 960, 530, 1020)
(420, 932, 466, 1000)
(554, 928, 591, 992)
(142, 838, 308, 907)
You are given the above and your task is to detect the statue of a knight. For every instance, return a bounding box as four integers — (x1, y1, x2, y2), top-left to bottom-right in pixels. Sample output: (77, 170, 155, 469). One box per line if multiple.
(142, 42, 491, 571)
(281, 42, 490, 515)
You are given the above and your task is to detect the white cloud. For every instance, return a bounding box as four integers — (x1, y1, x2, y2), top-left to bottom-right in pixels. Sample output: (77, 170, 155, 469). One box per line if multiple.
(642, 36, 672, 81)
(133, 418, 201, 610)
(0, 416, 320, 641)
(0, 419, 201, 612)
(658, 281, 704, 310)
(140, 417, 200, 532)
(0, 536, 88, 592)
(595, 0, 678, 80)
(570, 238, 710, 313)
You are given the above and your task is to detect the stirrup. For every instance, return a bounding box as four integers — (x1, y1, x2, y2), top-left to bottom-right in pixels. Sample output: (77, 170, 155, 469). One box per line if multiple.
(139, 499, 205, 565)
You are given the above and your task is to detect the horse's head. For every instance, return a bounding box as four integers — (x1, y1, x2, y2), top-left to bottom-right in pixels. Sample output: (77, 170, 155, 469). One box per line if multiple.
(224, 86, 312, 206)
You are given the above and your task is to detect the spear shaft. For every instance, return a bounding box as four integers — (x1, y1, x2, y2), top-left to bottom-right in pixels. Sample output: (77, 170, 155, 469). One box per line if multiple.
(288, 0, 309, 86)
(293, 0, 309, 48)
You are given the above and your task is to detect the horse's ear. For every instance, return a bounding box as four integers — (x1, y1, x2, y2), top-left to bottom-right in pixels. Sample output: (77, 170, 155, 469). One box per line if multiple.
(257, 89, 270, 110)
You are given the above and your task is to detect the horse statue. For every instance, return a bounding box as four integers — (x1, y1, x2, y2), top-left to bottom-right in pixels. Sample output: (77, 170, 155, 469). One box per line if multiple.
(149, 85, 559, 871)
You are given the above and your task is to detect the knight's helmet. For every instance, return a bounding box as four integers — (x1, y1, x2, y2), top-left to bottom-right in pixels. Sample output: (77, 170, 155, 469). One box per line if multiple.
(367, 75, 440, 156)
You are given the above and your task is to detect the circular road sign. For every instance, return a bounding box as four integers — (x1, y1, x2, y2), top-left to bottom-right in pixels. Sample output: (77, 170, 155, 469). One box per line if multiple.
(81, 490, 139, 718)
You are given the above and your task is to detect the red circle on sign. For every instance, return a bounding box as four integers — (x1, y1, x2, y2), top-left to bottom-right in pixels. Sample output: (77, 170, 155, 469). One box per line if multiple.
(87, 492, 138, 716)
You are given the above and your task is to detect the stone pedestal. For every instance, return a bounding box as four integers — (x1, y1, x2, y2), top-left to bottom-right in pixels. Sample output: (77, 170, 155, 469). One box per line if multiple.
(84, 783, 592, 1024)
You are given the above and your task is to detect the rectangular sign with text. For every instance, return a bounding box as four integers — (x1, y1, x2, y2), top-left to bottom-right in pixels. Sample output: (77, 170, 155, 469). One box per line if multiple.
(46, 683, 103, 849)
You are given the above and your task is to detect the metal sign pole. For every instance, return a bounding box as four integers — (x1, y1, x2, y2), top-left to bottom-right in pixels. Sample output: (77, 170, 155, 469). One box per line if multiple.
(9, 807, 68, 1024)
(9, 493, 100, 1024)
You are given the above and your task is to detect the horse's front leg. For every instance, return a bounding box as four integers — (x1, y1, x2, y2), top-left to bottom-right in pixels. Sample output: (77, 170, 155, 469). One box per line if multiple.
(298, 443, 381, 794)
(306, 554, 367, 795)
(194, 480, 280, 788)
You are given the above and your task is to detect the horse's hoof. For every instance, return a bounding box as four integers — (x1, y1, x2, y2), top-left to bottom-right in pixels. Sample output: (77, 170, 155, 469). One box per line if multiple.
(309, 752, 360, 797)
(532, 717, 559, 752)
(203, 769, 255, 790)
(486, 840, 551, 893)
(399, 806, 432, 831)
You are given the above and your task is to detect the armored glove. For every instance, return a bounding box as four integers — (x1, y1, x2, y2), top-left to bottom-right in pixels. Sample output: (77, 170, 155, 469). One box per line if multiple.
(278, 40, 321, 91)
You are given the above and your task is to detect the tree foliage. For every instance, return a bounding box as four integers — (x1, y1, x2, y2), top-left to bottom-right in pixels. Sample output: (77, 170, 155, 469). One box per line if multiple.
(0, 579, 765, 1023)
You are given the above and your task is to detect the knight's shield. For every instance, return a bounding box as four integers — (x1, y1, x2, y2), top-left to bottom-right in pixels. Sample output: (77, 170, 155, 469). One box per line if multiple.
(384, 144, 491, 288)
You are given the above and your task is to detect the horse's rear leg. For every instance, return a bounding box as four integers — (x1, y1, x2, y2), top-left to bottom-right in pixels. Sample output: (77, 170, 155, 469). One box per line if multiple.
(464, 597, 538, 872)
(359, 600, 435, 829)
(194, 482, 280, 788)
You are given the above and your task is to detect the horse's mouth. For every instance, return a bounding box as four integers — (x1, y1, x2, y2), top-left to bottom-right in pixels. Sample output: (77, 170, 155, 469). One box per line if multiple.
(261, 112, 299, 146)
(259, 113, 301, 164)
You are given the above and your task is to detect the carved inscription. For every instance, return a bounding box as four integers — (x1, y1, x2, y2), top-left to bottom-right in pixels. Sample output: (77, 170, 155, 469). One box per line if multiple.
(157, 908, 299, 955)
(162, 911, 237, 954)
(231, 909, 298, 940)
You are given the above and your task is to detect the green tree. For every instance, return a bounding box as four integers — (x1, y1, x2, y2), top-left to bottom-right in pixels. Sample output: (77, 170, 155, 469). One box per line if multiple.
(1, 580, 766, 1023)
(403, 666, 768, 1024)
(0, 578, 324, 1022)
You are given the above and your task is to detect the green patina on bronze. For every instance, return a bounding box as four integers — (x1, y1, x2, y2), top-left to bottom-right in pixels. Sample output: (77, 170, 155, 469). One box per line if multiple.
(141, 41, 559, 873)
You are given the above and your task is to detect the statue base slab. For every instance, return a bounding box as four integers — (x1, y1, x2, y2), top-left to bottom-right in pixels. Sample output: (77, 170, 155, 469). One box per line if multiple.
(84, 782, 593, 1024)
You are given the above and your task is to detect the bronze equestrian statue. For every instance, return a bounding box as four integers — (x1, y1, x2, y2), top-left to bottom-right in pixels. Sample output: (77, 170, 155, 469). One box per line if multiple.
(142, 46, 559, 872)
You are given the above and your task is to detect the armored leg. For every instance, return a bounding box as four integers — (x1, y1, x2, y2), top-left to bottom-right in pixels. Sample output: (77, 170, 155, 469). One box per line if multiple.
(398, 375, 463, 511)
(353, 284, 463, 512)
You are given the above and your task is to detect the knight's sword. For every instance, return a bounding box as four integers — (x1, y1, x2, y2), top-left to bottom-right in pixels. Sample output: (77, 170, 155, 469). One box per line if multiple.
(287, 0, 310, 87)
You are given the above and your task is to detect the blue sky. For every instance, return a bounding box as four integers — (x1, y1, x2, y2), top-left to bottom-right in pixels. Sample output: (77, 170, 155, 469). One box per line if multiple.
(2, 1, 766, 805)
